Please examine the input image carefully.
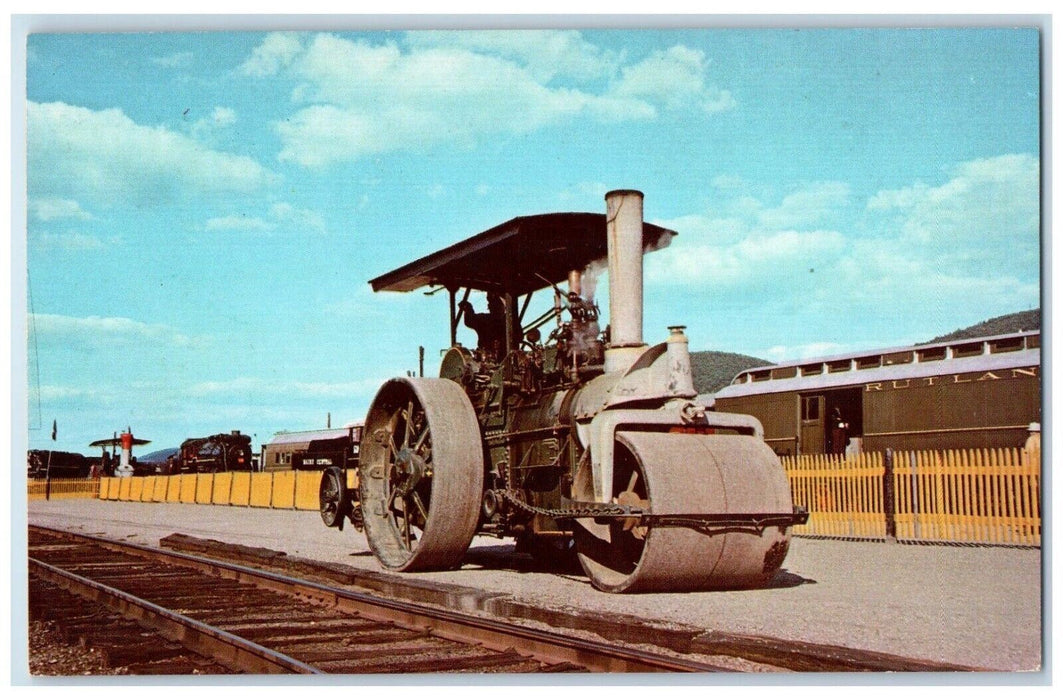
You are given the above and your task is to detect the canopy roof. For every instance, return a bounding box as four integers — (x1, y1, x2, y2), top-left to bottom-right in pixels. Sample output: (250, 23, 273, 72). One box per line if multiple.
(369, 213, 677, 296)
(90, 436, 151, 448)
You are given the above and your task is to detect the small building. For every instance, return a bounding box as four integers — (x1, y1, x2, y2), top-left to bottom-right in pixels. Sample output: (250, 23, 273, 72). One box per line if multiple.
(712, 331, 1040, 456)
(260, 424, 363, 472)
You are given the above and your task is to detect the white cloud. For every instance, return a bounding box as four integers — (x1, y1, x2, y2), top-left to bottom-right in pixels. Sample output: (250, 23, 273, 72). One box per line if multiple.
(28, 101, 276, 206)
(275, 35, 613, 166)
(153, 51, 193, 68)
(205, 214, 272, 232)
(32, 313, 200, 348)
(205, 202, 326, 234)
(611, 45, 736, 114)
(270, 202, 326, 232)
(243, 32, 729, 167)
(404, 30, 620, 84)
(761, 342, 850, 363)
(757, 181, 851, 229)
(38, 384, 101, 402)
(32, 231, 108, 251)
(29, 198, 93, 222)
(210, 106, 237, 127)
(648, 155, 1038, 342)
(239, 32, 304, 77)
(649, 180, 851, 289)
(652, 228, 846, 287)
(864, 153, 1039, 278)
(189, 106, 238, 142)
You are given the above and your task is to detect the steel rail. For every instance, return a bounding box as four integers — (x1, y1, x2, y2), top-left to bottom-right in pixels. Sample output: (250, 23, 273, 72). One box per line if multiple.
(28, 557, 321, 674)
(28, 526, 731, 673)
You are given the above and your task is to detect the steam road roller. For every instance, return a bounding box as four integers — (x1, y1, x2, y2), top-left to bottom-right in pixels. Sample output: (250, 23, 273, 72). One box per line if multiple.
(320, 190, 808, 592)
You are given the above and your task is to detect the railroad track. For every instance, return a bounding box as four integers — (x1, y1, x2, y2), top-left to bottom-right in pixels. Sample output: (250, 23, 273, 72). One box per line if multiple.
(29, 525, 981, 675)
(28, 526, 735, 674)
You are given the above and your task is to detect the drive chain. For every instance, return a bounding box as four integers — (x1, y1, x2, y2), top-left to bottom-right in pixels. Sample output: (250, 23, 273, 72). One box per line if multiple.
(499, 489, 631, 520)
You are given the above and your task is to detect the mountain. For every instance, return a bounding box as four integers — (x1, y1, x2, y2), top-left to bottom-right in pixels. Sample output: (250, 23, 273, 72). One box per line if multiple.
(691, 350, 772, 394)
(926, 309, 1040, 344)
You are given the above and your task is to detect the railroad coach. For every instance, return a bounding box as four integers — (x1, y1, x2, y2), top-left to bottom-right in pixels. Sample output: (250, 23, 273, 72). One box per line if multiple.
(261, 425, 363, 471)
(712, 331, 1040, 456)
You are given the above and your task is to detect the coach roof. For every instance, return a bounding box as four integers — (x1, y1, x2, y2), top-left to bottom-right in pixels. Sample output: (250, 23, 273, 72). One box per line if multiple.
(715, 331, 1040, 399)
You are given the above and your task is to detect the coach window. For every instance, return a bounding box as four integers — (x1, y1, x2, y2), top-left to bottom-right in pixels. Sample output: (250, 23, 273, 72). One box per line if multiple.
(952, 341, 985, 358)
(990, 337, 1023, 354)
(918, 347, 946, 362)
(883, 351, 913, 366)
(771, 366, 798, 380)
(856, 356, 881, 370)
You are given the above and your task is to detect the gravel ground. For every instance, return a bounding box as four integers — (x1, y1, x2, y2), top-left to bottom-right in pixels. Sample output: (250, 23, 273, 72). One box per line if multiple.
(22, 498, 1043, 673)
(28, 622, 121, 676)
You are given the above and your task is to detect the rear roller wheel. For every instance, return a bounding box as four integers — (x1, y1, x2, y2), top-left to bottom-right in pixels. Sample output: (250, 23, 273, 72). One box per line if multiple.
(575, 431, 794, 593)
(359, 378, 484, 571)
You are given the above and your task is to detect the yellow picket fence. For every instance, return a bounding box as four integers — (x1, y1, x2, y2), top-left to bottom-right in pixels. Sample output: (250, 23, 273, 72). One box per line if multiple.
(783, 448, 1041, 546)
(786, 452, 888, 539)
(33, 453, 1039, 547)
(90, 470, 358, 511)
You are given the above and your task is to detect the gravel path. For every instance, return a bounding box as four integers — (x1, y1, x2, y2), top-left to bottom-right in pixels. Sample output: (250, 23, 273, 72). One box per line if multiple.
(23, 498, 1042, 673)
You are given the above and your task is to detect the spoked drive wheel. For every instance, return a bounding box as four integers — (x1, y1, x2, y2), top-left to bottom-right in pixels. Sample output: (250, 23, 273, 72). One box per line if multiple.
(575, 431, 794, 593)
(359, 377, 484, 571)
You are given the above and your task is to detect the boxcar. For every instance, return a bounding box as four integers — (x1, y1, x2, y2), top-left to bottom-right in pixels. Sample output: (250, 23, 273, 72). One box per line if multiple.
(712, 331, 1040, 455)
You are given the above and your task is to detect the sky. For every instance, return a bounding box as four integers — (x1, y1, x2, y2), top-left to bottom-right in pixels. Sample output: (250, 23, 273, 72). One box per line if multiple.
(18, 24, 1042, 456)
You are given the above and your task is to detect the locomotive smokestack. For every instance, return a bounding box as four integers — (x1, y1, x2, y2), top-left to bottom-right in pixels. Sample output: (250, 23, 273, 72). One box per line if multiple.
(604, 189, 647, 373)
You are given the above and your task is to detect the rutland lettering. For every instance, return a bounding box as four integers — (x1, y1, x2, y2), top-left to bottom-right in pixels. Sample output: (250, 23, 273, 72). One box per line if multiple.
(865, 366, 1038, 393)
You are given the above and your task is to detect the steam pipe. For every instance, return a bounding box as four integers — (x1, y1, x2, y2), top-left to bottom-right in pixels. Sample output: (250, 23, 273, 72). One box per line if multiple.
(568, 269, 582, 297)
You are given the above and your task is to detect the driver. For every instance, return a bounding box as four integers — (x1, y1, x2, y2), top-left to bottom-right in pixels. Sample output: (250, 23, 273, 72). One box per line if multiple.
(459, 294, 506, 359)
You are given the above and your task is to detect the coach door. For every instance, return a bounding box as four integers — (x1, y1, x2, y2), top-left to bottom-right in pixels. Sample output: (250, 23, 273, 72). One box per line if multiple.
(800, 394, 825, 454)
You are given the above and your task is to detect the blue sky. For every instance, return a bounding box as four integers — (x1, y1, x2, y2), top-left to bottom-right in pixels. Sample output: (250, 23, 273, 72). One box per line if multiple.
(20, 26, 1041, 455)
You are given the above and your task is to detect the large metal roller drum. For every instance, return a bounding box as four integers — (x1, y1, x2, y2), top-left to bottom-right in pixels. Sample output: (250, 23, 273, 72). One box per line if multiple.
(359, 377, 484, 571)
(575, 431, 794, 593)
